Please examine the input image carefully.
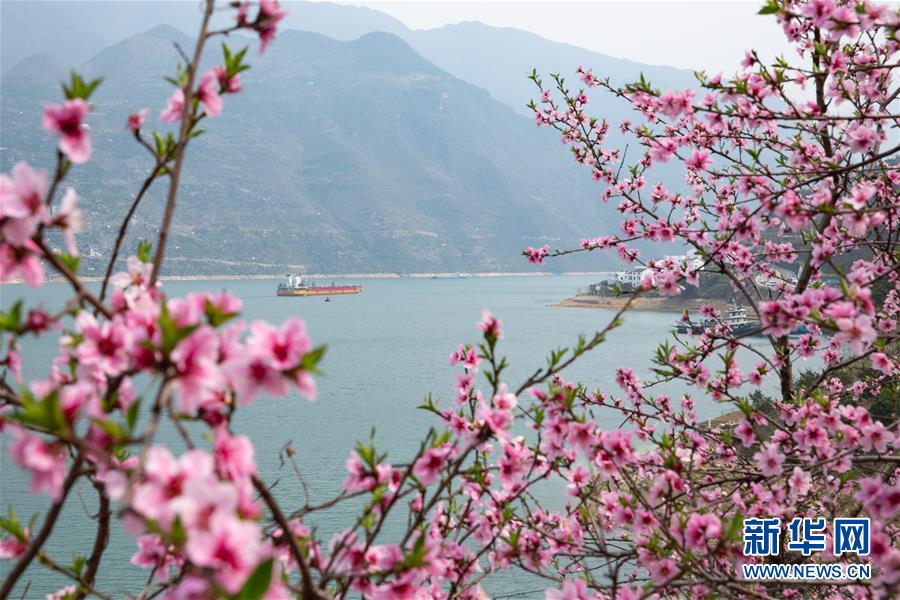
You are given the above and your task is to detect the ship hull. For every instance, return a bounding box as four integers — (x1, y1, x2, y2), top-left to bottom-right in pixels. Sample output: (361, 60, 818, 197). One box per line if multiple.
(276, 286, 362, 297)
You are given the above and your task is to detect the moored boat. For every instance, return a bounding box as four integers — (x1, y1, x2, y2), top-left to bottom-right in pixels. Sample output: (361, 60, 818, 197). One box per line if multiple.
(723, 304, 759, 336)
(276, 275, 362, 297)
(673, 317, 718, 335)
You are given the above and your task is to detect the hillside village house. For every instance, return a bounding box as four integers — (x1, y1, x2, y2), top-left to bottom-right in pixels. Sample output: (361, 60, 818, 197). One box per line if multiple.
(587, 252, 704, 294)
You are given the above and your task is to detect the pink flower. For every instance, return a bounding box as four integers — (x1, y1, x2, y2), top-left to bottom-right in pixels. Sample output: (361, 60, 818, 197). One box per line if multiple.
(43, 99, 92, 164)
(546, 579, 588, 600)
(685, 149, 712, 171)
(854, 476, 899, 519)
(75, 312, 132, 376)
(801, 0, 836, 28)
(0, 531, 29, 559)
(46, 586, 77, 600)
(845, 123, 878, 153)
(343, 450, 377, 492)
(0, 242, 44, 287)
(788, 467, 812, 499)
(109, 255, 153, 289)
(734, 419, 756, 447)
(127, 108, 149, 132)
(684, 513, 721, 551)
(565, 465, 592, 496)
(52, 188, 83, 255)
(647, 557, 678, 584)
(160, 88, 185, 123)
(213, 65, 242, 93)
(479, 387, 515, 437)
(225, 353, 289, 404)
(185, 511, 263, 593)
(753, 443, 785, 477)
(649, 138, 678, 163)
(1, 162, 48, 246)
(171, 326, 223, 412)
(525, 244, 550, 264)
(131, 447, 217, 527)
(256, 0, 288, 53)
(657, 89, 694, 119)
(600, 429, 634, 466)
(870, 352, 895, 375)
(246, 317, 311, 370)
(130, 534, 177, 580)
(197, 69, 223, 117)
(214, 429, 257, 481)
(8, 427, 68, 499)
(476, 309, 503, 340)
(834, 314, 877, 355)
(412, 445, 451, 486)
(861, 421, 891, 454)
(449, 344, 480, 372)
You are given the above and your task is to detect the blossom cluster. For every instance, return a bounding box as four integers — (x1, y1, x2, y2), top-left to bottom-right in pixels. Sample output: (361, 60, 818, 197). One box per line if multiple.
(1, 1, 898, 599)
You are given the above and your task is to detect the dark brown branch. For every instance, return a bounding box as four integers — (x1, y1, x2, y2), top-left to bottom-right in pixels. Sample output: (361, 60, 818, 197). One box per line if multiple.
(33, 237, 112, 319)
(0, 456, 84, 599)
(77, 489, 110, 600)
(150, 0, 215, 284)
(99, 171, 160, 302)
(251, 475, 327, 600)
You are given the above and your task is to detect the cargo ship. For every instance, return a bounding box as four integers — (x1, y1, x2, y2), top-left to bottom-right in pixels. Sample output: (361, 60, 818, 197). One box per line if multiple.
(275, 274, 362, 297)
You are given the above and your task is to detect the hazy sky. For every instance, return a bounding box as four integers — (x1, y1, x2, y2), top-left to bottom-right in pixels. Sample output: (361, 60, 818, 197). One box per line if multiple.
(329, 0, 795, 73)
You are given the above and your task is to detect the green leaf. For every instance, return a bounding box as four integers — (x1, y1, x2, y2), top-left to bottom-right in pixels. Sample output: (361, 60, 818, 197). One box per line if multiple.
(158, 301, 199, 354)
(71, 554, 86, 577)
(758, 1, 780, 15)
(93, 418, 126, 441)
(62, 71, 103, 100)
(153, 131, 165, 156)
(11, 390, 66, 434)
(399, 532, 429, 569)
(724, 513, 744, 542)
(56, 251, 80, 275)
(137, 240, 153, 263)
(0, 300, 23, 333)
(235, 558, 274, 600)
(125, 399, 141, 432)
(203, 298, 238, 327)
(0, 506, 25, 540)
(300, 344, 327, 373)
(169, 516, 187, 547)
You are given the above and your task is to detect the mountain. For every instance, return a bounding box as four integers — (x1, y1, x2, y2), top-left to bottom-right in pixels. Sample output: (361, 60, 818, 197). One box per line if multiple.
(405, 21, 694, 117)
(0, 1, 407, 75)
(2, 2, 697, 118)
(1, 27, 619, 275)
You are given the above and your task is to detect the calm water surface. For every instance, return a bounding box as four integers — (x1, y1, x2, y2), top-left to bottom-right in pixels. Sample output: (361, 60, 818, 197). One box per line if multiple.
(1, 276, 817, 598)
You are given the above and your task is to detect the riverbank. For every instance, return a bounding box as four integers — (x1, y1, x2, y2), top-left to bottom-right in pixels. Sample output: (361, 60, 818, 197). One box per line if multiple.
(3, 271, 613, 286)
(554, 294, 736, 313)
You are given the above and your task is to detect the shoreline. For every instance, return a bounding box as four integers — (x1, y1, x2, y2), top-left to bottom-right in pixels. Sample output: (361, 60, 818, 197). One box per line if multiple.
(2, 271, 613, 286)
(553, 295, 736, 313)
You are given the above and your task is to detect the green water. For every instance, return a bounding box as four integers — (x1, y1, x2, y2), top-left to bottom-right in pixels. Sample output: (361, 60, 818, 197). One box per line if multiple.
(1, 276, 812, 598)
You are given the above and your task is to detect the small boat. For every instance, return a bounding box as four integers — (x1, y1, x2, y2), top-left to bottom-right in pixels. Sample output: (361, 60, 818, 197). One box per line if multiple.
(324, 297, 331, 303)
(673, 317, 717, 335)
(276, 274, 362, 297)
